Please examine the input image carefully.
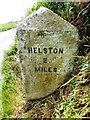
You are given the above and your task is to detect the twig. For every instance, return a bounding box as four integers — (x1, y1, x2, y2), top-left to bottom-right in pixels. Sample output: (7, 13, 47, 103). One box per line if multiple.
(80, 102, 90, 116)
(71, 3, 90, 24)
(77, 3, 90, 17)
(84, 45, 90, 47)
(60, 75, 77, 88)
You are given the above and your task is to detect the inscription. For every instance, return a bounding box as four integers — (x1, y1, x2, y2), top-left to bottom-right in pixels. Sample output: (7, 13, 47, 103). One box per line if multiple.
(28, 47, 64, 73)
(35, 67, 57, 72)
(28, 47, 64, 54)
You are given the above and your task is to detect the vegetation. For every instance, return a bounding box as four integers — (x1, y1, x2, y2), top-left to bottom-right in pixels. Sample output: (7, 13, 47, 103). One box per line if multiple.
(0, 22, 17, 32)
(2, 39, 25, 118)
(26, 1, 75, 20)
(1, 0, 90, 119)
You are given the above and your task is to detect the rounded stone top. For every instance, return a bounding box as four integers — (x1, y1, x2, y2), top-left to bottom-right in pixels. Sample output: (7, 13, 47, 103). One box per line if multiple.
(17, 6, 78, 34)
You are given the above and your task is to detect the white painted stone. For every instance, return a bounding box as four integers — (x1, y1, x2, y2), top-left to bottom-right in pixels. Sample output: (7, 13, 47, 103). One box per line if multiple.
(17, 7, 79, 100)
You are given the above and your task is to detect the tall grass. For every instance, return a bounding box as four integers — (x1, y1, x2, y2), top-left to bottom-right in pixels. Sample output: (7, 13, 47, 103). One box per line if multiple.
(1, 39, 22, 118)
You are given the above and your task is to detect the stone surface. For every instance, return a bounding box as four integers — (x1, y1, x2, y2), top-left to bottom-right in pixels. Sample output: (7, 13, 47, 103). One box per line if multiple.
(17, 7, 79, 100)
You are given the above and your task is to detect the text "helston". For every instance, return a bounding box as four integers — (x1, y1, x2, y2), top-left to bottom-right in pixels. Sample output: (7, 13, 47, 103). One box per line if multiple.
(28, 47, 64, 54)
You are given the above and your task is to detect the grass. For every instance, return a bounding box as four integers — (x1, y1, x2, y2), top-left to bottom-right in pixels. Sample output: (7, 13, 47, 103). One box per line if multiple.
(0, 22, 17, 32)
(1, 38, 90, 118)
(1, 39, 25, 118)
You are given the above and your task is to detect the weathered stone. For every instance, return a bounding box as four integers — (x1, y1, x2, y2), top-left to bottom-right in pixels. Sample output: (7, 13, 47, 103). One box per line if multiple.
(17, 7, 79, 100)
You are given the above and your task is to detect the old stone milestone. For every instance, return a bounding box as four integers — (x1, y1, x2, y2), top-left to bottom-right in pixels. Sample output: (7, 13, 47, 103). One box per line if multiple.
(17, 7, 79, 100)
